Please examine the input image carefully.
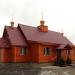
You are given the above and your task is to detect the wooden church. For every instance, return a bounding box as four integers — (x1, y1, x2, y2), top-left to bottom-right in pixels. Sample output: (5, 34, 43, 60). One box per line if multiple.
(0, 19, 75, 63)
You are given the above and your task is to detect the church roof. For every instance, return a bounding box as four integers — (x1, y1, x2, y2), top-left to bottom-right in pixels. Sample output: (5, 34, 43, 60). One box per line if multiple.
(4, 26, 28, 46)
(0, 24, 73, 48)
(0, 38, 10, 48)
(18, 24, 73, 46)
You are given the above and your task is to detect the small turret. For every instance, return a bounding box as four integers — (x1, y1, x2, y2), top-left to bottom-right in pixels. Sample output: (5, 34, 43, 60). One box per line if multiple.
(40, 20, 45, 26)
(10, 21, 14, 27)
(38, 11, 48, 32)
(61, 32, 64, 36)
(10, 17, 14, 27)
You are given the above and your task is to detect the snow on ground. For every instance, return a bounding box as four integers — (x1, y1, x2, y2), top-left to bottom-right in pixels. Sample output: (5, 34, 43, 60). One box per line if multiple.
(0, 63, 75, 75)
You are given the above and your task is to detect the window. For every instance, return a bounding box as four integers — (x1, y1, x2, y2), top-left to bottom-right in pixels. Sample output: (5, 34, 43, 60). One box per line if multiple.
(66, 49, 70, 55)
(19, 47, 26, 55)
(44, 48, 49, 55)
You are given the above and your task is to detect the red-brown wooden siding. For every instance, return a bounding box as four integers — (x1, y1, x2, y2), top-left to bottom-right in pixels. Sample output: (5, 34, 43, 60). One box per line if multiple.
(0, 46, 75, 63)
(38, 44, 57, 63)
(12, 47, 31, 63)
(30, 43, 57, 63)
(0, 48, 11, 62)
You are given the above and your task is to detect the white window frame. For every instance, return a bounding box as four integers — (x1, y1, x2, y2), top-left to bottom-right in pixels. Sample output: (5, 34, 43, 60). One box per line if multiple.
(19, 47, 26, 55)
(44, 47, 49, 56)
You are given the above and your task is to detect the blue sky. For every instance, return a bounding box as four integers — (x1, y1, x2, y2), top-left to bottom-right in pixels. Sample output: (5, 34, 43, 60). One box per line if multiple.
(0, 0, 75, 44)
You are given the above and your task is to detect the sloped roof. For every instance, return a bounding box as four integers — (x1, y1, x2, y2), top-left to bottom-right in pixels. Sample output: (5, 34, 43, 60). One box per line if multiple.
(18, 24, 73, 46)
(57, 44, 72, 49)
(57, 44, 67, 49)
(0, 38, 10, 48)
(4, 26, 28, 46)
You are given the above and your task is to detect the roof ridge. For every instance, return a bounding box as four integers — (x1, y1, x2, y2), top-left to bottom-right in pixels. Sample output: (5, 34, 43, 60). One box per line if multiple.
(18, 24, 73, 46)
(18, 24, 60, 34)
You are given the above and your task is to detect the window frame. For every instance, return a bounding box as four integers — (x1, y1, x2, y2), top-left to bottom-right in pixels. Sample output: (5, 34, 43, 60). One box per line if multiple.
(19, 47, 26, 56)
(66, 49, 70, 55)
(44, 47, 50, 56)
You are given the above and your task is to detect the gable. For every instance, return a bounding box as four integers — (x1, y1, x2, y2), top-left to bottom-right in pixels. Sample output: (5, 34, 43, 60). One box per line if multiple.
(3, 26, 28, 46)
(3, 27, 8, 38)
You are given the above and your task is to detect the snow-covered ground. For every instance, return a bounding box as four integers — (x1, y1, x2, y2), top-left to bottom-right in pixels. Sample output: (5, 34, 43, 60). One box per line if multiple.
(0, 63, 75, 75)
